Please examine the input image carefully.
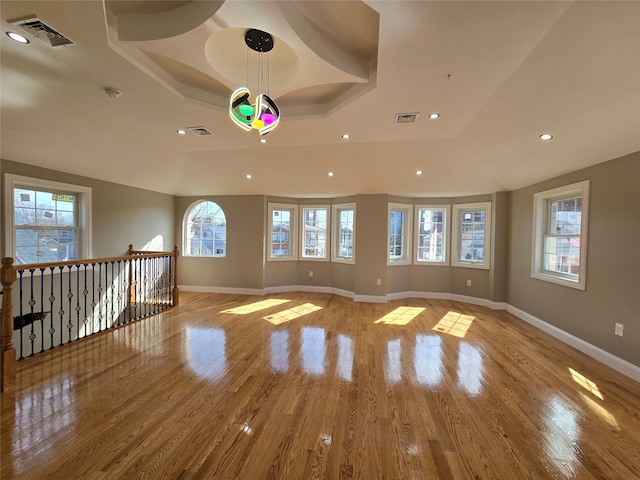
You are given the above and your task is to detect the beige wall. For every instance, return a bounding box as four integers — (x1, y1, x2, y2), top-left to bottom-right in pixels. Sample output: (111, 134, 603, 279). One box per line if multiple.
(5, 150, 637, 369)
(507, 151, 640, 367)
(1, 159, 175, 258)
(175, 195, 265, 290)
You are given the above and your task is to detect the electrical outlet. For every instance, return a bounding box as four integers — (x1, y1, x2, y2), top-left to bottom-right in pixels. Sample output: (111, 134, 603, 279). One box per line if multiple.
(309, 271, 313, 278)
(466, 279, 472, 287)
(615, 323, 624, 337)
(376, 278, 381, 286)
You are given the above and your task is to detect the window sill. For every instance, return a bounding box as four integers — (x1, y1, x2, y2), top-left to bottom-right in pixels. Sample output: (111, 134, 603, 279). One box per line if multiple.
(532, 271, 585, 290)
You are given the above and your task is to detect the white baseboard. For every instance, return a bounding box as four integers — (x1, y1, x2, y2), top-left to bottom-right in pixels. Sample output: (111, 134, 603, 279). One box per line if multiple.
(179, 284, 639, 382)
(506, 304, 640, 383)
(179, 285, 265, 296)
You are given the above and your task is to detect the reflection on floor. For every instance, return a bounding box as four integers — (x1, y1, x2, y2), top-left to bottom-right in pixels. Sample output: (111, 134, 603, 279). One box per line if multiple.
(2, 291, 639, 480)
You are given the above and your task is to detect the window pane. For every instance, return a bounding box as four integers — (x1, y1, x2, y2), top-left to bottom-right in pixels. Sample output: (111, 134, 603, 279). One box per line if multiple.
(338, 209, 354, 259)
(543, 236, 580, 276)
(15, 228, 77, 263)
(459, 209, 485, 262)
(548, 196, 581, 236)
(272, 209, 292, 256)
(389, 210, 404, 259)
(186, 201, 227, 256)
(302, 208, 327, 258)
(417, 208, 445, 262)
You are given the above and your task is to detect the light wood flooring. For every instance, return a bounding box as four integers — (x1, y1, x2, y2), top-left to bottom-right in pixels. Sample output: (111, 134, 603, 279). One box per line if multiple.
(2, 291, 639, 479)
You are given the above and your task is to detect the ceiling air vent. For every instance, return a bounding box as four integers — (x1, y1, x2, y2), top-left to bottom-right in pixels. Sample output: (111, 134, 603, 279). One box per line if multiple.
(9, 16, 73, 47)
(395, 113, 419, 124)
(187, 126, 213, 136)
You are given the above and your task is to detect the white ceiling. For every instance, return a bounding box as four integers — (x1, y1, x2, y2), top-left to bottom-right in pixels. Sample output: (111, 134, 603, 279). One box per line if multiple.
(1, 1, 639, 198)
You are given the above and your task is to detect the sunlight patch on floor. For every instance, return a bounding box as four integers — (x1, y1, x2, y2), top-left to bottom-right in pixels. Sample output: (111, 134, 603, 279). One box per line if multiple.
(263, 303, 322, 325)
(375, 306, 425, 325)
(221, 298, 290, 314)
(579, 392, 619, 430)
(433, 311, 475, 338)
(569, 367, 603, 400)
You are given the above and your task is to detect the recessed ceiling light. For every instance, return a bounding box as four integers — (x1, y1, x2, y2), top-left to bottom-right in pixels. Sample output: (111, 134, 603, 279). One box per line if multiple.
(540, 133, 553, 141)
(342, 134, 350, 139)
(246, 174, 252, 179)
(6, 32, 29, 44)
(260, 139, 267, 144)
(416, 170, 424, 175)
(177, 129, 186, 135)
(327, 172, 334, 177)
(429, 113, 440, 119)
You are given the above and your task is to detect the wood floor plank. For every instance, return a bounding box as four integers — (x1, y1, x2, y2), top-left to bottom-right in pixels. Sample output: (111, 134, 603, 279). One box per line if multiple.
(2, 291, 639, 480)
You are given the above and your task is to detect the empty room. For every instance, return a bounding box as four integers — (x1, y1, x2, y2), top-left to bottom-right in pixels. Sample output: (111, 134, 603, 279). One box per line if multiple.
(1, 1, 639, 479)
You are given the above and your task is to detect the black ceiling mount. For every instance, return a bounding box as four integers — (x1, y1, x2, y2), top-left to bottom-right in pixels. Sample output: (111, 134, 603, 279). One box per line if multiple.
(244, 29, 274, 53)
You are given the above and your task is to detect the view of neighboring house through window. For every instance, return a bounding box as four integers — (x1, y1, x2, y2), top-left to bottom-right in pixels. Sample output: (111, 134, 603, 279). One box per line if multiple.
(5, 174, 91, 265)
(332, 203, 355, 263)
(184, 200, 226, 256)
(452, 202, 491, 269)
(388, 203, 412, 264)
(415, 206, 449, 264)
(13, 187, 79, 264)
(269, 203, 298, 260)
(301, 206, 328, 259)
(532, 180, 589, 290)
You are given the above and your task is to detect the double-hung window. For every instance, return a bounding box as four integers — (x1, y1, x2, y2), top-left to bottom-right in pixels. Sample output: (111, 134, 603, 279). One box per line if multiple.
(532, 181, 589, 289)
(269, 203, 298, 260)
(415, 205, 449, 264)
(301, 206, 329, 260)
(332, 203, 355, 263)
(388, 203, 412, 265)
(452, 202, 491, 269)
(5, 174, 92, 264)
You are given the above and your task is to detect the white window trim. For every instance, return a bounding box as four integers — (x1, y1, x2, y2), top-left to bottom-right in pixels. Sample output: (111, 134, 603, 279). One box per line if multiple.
(451, 202, 491, 270)
(300, 205, 330, 262)
(414, 204, 450, 265)
(387, 203, 413, 266)
(268, 202, 299, 261)
(4, 174, 92, 262)
(531, 180, 589, 290)
(331, 203, 356, 264)
(182, 200, 227, 258)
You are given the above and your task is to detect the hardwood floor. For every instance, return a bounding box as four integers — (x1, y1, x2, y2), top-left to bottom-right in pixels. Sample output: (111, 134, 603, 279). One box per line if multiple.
(2, 291, 639, 480)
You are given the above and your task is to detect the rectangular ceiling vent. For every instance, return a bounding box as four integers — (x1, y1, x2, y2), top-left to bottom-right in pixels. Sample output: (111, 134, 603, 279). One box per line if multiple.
(188, 126, 214, 136)
(395, 113, 419, 124)
(9, 16, 73, 47)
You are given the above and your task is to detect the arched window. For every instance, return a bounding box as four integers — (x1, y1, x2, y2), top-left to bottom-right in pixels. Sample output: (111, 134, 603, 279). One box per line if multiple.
(184, 200, 226, 257)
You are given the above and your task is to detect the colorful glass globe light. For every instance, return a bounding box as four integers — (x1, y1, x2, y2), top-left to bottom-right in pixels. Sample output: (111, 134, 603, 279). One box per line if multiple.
(261, 113, 276, 125)
(251, 118, 265, 129)
(239, 103, 254, 116)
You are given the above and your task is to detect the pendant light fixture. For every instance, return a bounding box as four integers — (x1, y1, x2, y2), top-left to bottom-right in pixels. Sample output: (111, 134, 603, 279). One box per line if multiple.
(229, 29, 280, 136)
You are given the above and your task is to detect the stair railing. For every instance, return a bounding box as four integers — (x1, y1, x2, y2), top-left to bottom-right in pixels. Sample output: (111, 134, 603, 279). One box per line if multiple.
(1, 245, 179, 392)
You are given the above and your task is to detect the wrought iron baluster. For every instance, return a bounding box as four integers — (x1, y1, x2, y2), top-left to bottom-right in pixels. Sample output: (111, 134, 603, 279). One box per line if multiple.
(49, 267, 56, 349)
(39, 268, 45, 353)
(82, 264, 89, 338)
(58, 266, 64, 346)
(90, 263, 96, 335)
(75, 265, 81, 340)
(28, 268, 36, 356)
(67, 265, 73, 343)
(116, 260, 122, 326)
(97, 262, 103, 332)
(110, 261, 116, 327)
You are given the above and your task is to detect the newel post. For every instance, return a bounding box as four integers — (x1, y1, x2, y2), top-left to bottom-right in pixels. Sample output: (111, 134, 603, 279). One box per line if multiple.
(1, 257, 17, 392)
(173, 245, 180, 307)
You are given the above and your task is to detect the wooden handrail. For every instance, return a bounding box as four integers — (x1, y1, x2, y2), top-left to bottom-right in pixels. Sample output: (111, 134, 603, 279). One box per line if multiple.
(1, 246, 179, 392)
